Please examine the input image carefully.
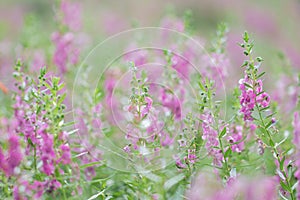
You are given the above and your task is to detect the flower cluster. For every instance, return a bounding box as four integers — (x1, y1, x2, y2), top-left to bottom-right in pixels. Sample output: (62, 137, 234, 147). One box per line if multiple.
(4, 61, 73, 199)
(1, 3, 300, 199)
(0, 134, 22, 177)
(227, 125, 244, 153)
(239, 75, 270, 121)
(52, 0, 82, 74)
(293, 112, 300, 199)
(201, 112, 224, 167)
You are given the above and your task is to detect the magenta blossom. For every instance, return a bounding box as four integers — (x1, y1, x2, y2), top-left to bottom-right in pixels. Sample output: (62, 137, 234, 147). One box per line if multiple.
(239, 73, 270, 121)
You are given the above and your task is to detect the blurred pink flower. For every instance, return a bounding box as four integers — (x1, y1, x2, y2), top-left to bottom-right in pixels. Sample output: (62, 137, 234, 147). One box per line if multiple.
(52, 32, 80, 74)
(31, 50, 46, 72)
(58, 144, 71, 165)
(61, 0, 82, 31)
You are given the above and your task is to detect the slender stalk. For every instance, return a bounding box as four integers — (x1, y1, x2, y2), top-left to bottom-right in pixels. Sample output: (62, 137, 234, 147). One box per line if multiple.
(255, 104, 295, 200)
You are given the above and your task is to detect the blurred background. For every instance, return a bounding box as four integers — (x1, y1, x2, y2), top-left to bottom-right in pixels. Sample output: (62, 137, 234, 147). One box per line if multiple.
(1, 1, 300, 65)
(0, 0, 299, 103)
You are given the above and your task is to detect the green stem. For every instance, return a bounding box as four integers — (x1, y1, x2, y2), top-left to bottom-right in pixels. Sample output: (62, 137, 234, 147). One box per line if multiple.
(33, 145, 37, 173)
(218, 135, 230, 176)
(256, 104, 295, 200)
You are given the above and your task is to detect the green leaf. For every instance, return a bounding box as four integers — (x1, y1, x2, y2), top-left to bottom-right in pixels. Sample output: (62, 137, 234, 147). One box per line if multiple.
(280, 181, 290, 192)
(277, 169, 286, 181)
(258, 127, 267, 135)
(219, 127, 227, 138)
(240, 60, 249, 68)
(269, 139, 275, 147)
(142, 172, 162, 183)
(266, 112, 277, 119)
(57, 93, 66, 105)
(257, 71, 265, 79)
(164, 174, 185, 190)
(87, 190, 106, 200)
(224, 147, 232, 158)
(259, 106, 270, 112)
(198, 81, 205, 91)
(27, 138, 34, 147)
(243, 31, 249, 43)
(256, 57, 263, 62)
(280, 156, 286, 171)
(265, 120, 273, 129)
(80, 161, 103, 169)
(243, 82, 253, 89)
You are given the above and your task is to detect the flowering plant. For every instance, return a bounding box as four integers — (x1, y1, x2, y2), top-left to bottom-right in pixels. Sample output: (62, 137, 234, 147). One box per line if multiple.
(0, 1, 300, 200)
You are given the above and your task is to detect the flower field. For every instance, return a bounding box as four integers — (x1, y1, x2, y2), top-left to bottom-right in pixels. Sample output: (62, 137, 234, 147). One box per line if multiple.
(0, 0, 300, 199)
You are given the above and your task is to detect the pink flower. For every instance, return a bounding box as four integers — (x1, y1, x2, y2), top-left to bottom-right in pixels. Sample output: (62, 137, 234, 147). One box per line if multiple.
(228, 125, 244, 153)
(160, 17, 185, 33)
(293, 112, 300, 199)
(174, 155, 186, 169)
(239, 74, 270, 121)
(293, 112, 300, 146)
(45, 179, 62, 193)
(7, 135, 22, 176)
(41, 134, 55, 175)
(52, 32, 79, 74)
(171, 53, 190, 79)
(123, 45, 148, 67)
(58, 144, 71, 165)
(201, 113, 223, 167)
(160, 132, 174, 147)
(31, 181, 45, 198)
(0, 148, 8, 175)
(31, 50, 46, 72)
(239, 79, 256, 121)
(201, 53, 229, 89)
(256, 92, 270, 108)
(141, 96, 153, 118)
(61, 0, 81, 31)
(186, 149, 197, 164)
(161, 89, 182, 120)
(123, 145, 131, 153)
